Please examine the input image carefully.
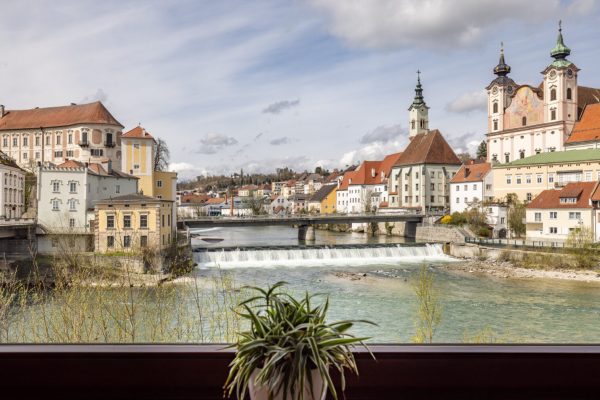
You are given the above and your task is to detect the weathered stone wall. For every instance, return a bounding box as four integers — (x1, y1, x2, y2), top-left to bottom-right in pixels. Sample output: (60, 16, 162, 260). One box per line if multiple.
(415, 225, 466, 243)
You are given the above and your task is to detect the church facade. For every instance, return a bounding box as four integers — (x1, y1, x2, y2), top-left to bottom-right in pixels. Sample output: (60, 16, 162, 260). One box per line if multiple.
(486, 24, 600, 164)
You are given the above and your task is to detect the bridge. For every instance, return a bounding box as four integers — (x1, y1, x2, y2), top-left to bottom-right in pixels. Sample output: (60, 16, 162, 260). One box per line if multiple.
(180, 213, 423, 240)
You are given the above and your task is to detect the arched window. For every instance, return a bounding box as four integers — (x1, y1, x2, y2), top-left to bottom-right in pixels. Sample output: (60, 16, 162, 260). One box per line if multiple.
(567, 88, 572, 100)
(522, 116, 527, 126)
(550, 88, 556, 101)
(551, 109, 556, 121)
(420, 120, 424, 128)
(411, 120, 415, 129)
(493, 102, 498, 113)
(520, 150, 525, 159)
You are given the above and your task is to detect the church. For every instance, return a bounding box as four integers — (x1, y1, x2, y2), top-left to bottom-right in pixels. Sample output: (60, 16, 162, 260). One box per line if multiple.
(486, 23, 600, 164)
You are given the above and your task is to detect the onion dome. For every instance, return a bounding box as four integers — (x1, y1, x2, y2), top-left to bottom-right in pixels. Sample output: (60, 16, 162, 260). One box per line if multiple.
(550, 20, 572, 68)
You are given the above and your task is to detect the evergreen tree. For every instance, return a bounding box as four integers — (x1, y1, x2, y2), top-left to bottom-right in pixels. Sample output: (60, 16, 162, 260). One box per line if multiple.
(476, 140, 487, 160)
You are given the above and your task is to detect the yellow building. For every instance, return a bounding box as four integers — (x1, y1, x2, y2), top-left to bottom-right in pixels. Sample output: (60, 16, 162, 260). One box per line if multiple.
(492, 149, 600, 203)
(94, 194, 174, 252)
(121, 126, 177, 226)
(307, 184, 337, 214)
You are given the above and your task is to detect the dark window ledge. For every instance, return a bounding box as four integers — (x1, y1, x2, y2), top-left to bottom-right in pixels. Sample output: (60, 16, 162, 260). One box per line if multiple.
(2, 344, 600, 399)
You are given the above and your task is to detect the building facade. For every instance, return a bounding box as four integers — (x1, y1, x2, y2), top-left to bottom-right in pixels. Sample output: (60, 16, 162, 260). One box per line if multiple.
(0, 102, 124, 170)
(486, 25, 600, 164)
(37, 160, 138, 234)
(449, 162, 493, 214)
(0, 152, 26, 219)
(95, 194, 174, 252)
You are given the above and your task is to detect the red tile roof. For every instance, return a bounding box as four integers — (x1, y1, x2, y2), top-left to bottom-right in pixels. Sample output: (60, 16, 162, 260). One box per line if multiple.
(181, 194, 210, 204)
(526, 182, 598, 209)
(0, 101, 123, 131)
(566, 103, 600, 144)
(380, 152, 403, 178)
(206, 197, 225, 205)
(122, 126, 155, 139)
(394, 130, 461, 166)
(450, 162, 491, 184)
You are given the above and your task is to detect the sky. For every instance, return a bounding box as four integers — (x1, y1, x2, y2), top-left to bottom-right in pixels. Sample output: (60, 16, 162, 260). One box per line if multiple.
(1, 0, 599, 180)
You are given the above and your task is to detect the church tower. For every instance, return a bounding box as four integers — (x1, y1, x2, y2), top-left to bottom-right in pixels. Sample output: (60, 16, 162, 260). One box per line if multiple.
(542, 21, 578, 127)
(408, 71, 429, 138)
(486, 43, 516, 136)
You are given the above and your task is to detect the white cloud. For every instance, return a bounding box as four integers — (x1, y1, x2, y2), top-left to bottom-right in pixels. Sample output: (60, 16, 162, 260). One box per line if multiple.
(262, 99, 300, 114)
(359, 124, 405, 144)
(196, 133, 238, 154)
(169, 162, 208, 181)
(339, 140, 404, 167)
(445, 90, 487, 114)
(310, 0, 563, 49)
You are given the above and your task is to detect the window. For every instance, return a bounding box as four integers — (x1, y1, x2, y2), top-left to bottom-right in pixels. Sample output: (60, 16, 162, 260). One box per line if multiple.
(35, 152, 40, 159)
(536, 175, 543, 183)
(415, 196, 419, 202)
(522, 116, 527, 126)
(157, 180, 163, 188)
(69, 218, 75, 228)
(116, 185, 120, 194)
(140, 214, 148, 229)
(133, 164, 140, 170)
(416, 172, 419, 179)
(81, 131, 88, 144)
(91, 149, 103, 156)
(456, 186, 460, 192)
(550, 88, 556, 101)
(123, 235, 131, 248)
(526, 175, 531, 184)
(486, 184, 492, 190)
(585, 171, 592, 181)
(140, 235, 148, 247)
(506, 175, 512, 184)
(12, 138, 17, 146)
(549, 211, 558, 219)
(463, 184, 467, 191)
(66, 150, 74, 157)
(162, 214, 165, 227)
(45, 136, 50, 145)
(516, 175, 522, 184)
(551, 109, 556, 120)
(415, 184, 419, 191)
(107, 215, 115, 229)
(549, 227, 558, 234)
(23, 152, 27, 160)
(35, 136, 40, 146)
(69, 182, 77, 193)
(464, 197, 468, 203)
(68, 133, 73, 144)
(52, 199, 59, 211)
(567, 87, 572, 100)
(69, 199, 76, 211)
(569, 212, 581, 220)
(134, 143, 140, 149)
(56, 135, 61, 145)
(505, 153, 509, 163)
(54, 151, 63, 158)
(493, 120, 498, 131)
(560, 197, 577, 204)
(23, 137, 28, 146)
(2, 138, 7, 147)
(123, 215, 131, 229)
(493, 102, 498, 113)
(526, 193, 532, 202)
(456, 197, 460, 203)
(548, 174, 554, 183)
(430, 195, 435, 203)
(534, 212, 541, 222)
(52, 181, 60, 193)
(107, 236, 114, 248)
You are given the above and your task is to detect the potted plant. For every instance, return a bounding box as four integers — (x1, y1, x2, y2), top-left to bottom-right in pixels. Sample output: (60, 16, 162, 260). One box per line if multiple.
(224, 281, 374, 400)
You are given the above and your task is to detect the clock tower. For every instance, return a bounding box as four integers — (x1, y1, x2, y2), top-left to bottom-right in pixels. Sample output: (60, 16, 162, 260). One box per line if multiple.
(408, 71, 429, 138)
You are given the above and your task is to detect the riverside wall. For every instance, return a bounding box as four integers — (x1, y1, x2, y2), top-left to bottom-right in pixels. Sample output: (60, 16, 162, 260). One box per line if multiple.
(415, 225, 466, 243)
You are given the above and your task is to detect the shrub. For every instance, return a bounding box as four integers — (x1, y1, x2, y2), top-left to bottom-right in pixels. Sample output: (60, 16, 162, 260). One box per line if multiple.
(440, 215, 452, 225)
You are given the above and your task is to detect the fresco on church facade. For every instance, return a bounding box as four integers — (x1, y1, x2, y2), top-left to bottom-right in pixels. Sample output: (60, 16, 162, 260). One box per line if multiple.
(504, 86, 544, 129)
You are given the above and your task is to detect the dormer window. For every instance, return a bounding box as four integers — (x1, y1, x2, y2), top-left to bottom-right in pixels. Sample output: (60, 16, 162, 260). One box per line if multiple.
(560, 197, 577, 204)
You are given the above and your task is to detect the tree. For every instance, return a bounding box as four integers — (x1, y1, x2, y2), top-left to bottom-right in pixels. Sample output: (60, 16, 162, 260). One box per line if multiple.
(566, 225, 597, 269)
(506, 193, 525, 238)
(412, 264, 442, 343)
(153, 138, 170, 171)
(476, 140, 487, 160)
(457, 152, 472, 163)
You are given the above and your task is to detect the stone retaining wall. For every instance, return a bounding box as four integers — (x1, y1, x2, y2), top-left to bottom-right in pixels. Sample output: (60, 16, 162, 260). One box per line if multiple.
(415, 225, 466, 243)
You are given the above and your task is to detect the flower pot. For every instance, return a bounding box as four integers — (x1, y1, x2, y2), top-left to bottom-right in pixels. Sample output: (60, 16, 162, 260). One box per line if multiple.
(248, 368, 327, 400)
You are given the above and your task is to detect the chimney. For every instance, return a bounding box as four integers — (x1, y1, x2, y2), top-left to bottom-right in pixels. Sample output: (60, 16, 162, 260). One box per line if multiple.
(0, 105, 4, 117)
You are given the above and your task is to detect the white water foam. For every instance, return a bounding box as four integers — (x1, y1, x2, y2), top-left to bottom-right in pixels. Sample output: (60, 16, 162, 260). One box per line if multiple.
(196, 244, 454, 268)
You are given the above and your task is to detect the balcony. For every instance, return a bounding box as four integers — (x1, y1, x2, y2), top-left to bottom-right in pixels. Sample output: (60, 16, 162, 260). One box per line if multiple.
(1, 345, 600, 399)
(104, 140, 115, 148)
(79, 140, 90, 148)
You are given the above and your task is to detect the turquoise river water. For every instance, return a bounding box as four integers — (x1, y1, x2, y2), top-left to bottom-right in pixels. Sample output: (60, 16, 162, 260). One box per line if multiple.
(193, 226, 600, 343)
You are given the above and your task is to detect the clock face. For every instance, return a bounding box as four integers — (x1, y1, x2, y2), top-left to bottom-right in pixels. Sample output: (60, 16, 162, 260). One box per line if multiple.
(567, 69, 574, 78)
(549, 70, 557, 79)
(492, 86, 498, 94)
(507, 86, 514, 94)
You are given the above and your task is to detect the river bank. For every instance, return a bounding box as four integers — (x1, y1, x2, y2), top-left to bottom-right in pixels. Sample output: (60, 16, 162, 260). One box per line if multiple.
(439, 257, 600, 283)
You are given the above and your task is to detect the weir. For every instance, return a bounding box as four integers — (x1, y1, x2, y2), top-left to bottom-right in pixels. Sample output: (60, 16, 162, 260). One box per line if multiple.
(195, 243, 451, 268)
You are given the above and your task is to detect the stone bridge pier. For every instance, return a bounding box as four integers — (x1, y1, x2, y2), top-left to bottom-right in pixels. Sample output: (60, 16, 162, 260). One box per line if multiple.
(297, 224, 315, 241)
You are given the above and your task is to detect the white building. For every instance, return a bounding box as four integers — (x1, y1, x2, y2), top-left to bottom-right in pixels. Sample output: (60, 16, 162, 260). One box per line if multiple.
(0, 102, 123, 170)
(0, 152, 26, 219)
(449, 162, 494, 214)
(485, 25, 600, 164)
(37, 159, 138, 234)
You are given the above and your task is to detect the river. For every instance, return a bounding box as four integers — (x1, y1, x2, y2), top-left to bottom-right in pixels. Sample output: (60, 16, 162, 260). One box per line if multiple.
(192, 226, 600, 343)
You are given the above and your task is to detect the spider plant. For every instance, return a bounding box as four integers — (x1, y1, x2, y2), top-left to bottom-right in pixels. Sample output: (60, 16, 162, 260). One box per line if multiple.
(224, 281, 375, 400)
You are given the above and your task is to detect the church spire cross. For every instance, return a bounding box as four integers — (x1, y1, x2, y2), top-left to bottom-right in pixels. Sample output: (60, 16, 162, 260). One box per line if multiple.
(493, 42, 511, 77)
(410, 70, 426, 108)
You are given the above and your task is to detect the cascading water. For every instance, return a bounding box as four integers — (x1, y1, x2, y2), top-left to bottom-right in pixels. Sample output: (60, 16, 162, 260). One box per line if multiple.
(196, 243, 453, 268)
